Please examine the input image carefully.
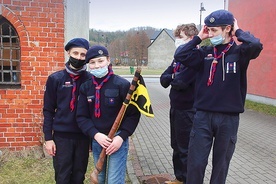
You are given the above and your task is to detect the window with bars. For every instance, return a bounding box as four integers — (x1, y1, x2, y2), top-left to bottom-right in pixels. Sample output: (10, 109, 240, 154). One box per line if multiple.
(0, 16, 20, 88)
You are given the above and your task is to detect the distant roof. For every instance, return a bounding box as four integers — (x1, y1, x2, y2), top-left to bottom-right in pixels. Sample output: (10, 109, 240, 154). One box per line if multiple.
(150, 28, 174, 40)
(148, 28, 175, 48)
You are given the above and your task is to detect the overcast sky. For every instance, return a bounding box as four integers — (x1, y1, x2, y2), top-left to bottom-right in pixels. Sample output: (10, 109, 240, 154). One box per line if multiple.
(89, 0, 226, 31)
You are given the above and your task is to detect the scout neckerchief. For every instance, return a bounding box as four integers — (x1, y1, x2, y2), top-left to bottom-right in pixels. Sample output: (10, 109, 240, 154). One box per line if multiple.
(173, 62, 181, 73)
(65, 62, 87, 111)
(91, 69, 114, 118)
(207, 39, 234, 86)
(69, 74, 80, 111)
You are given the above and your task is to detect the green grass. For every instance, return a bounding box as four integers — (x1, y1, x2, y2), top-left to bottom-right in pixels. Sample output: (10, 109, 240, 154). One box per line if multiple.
(0, 156, 55, 184)
(245, 100, 276, 117)
(0, 148, 131, 184)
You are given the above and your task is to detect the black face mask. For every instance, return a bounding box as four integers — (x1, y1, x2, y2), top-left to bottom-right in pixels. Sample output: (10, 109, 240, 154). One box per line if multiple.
(69, 56, 86, 69)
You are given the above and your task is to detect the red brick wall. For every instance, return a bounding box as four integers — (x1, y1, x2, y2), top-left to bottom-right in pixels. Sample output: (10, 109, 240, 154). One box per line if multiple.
(229, 0, 276, 99)
(0, 0, 65, 151)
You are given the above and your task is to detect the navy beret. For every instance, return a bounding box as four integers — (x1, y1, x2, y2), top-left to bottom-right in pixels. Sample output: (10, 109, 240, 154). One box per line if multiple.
(64, 38, 89, 51)
(85, 45, 109, 63)
(204, 9, 234, 27)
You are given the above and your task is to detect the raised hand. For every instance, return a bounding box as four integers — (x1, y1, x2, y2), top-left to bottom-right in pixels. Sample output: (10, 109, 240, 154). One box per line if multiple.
(198, 25, 210, 40)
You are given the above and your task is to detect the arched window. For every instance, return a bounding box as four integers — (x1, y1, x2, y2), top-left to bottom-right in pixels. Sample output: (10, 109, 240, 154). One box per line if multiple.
(0, 16, 20, 88)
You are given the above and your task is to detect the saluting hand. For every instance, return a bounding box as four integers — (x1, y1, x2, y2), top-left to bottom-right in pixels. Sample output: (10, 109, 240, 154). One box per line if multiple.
(198, 25, 209, 40)
(232, 18, 240, 36)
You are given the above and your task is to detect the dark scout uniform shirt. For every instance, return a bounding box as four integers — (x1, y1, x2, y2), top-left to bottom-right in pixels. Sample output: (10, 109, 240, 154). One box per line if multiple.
(76, 74, 141, 141)
(174, 29, 263, 113)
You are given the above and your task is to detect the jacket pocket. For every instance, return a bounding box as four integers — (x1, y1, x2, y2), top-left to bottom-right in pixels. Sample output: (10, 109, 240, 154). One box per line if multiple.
(225, 54, 239, 74)
(104, 89, 119, 106)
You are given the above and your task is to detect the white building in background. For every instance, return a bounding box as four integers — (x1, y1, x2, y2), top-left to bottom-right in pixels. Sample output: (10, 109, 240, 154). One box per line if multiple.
(147, 29, 175, 69)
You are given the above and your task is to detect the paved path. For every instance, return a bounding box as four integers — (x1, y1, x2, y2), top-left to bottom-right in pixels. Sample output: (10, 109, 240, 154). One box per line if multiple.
(126, 78, 276, 184)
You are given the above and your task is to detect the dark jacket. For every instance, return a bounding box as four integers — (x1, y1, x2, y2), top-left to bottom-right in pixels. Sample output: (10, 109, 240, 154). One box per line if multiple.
(43, 69, 92, 141)
(174, 29, 263, 113)
(160, 60, 196, 110)
(76, 74, 141, 141)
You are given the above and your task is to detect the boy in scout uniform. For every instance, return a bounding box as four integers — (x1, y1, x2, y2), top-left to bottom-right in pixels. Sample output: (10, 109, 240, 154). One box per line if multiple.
(174, 10, 263, 184)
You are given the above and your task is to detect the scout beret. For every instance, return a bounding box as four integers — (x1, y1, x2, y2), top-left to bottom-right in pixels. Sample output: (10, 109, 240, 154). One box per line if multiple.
(85, 45, 109, 63)
(64, 38, 89, 51)
(204, 9, 234, 27)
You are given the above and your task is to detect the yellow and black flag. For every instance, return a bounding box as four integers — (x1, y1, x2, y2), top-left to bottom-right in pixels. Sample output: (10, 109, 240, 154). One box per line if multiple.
(130, 75, 154, 117)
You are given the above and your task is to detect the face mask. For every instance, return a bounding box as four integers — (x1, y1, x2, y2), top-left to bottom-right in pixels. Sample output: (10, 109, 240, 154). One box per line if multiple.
(90, 65, 109, 78)
(174, 38, 188, 48)
(210, 34, 225, 46)
(69, 56, 86, 69)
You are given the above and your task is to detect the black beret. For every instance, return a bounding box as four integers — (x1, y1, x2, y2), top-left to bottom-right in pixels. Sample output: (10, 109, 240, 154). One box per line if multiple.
(204, 9, 234, 27)
(85, 45, 109, 63)
(64, 38, 89, 51)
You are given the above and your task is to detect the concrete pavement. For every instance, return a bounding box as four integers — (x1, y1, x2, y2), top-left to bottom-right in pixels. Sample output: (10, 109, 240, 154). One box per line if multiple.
(126, 78, 276, 184)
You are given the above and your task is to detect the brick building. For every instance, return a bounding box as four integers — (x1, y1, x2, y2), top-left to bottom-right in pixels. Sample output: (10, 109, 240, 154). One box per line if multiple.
(0, 0, 89, 151)
(229, 0, 276, 106)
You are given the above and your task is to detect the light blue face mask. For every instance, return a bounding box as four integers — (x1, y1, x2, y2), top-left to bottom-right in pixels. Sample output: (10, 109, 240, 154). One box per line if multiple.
(210, 34, 225, 46)
(90, 65, 108, 78)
